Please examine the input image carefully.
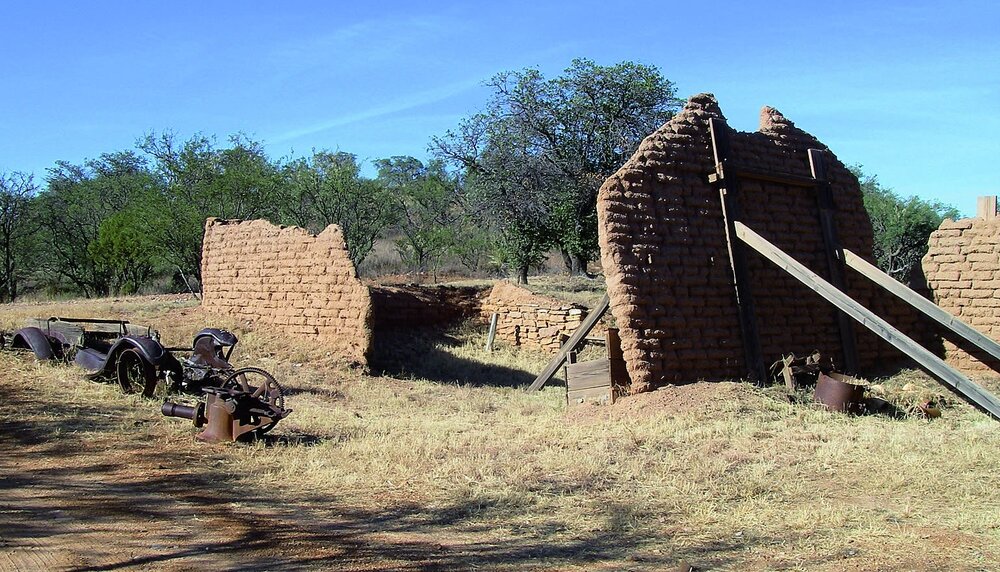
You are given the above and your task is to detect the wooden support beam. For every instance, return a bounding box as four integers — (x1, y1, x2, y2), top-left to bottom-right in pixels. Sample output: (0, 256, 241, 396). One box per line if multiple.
(484, 312, 499, 351)
(710, 165, 820, 188)
(808, 149, 859, 373)
(843, 248, 1000, 368)
(710, 117, 767, 384)
(977, 196, 997, 219)
(528, 294, 610, 391)
(735, 221, 1000, 420)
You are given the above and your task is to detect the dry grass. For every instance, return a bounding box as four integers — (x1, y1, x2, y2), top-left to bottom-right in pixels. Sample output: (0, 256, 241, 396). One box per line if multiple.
(2, 294, 1000, 570)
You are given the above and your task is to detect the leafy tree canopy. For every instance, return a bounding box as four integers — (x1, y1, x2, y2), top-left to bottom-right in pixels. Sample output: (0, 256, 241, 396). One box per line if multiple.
(139, 132, 282, 282)
(434, 58, 679, 282)
(376, 156, 462, 275)
(0, 171, 38, 301)
(36, 151, 163, 296)
(280, 151, 398, 267)
(853, 166, 959, 282)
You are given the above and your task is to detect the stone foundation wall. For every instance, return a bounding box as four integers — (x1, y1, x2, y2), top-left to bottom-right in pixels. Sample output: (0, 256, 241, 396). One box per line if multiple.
(481, 282, 592, 353)
(201, 218, 371, 365)
(923, 217, 1000, 373)
(597, 93, 918, 391)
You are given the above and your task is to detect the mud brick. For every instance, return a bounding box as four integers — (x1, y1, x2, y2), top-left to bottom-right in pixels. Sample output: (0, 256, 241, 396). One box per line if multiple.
(598, 93, 923, 388)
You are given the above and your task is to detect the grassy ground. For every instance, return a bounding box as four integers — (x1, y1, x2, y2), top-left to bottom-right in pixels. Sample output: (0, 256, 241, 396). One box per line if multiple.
(2, 294, 999, 570)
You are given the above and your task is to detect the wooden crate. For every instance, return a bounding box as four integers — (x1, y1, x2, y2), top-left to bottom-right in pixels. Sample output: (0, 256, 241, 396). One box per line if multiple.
(565, 328, 628, 407)
(566, 358, 613, 406)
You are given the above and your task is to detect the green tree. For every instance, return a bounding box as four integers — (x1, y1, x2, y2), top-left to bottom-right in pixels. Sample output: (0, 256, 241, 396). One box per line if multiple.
(89, 208, 161, 294)
(434, 58, 679, 280)
(139, 132, 282, 285)
(853, 166, 959, 282)
(375, 156, 460, 275)
(0, 171, 38, 302)
(436, 115, 559, 283)
(36, 152, 163, 297)
(280, 151, 397, 267)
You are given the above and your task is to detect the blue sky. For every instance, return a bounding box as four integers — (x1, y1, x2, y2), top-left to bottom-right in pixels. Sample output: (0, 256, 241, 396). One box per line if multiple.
(1, 1, 997, 215)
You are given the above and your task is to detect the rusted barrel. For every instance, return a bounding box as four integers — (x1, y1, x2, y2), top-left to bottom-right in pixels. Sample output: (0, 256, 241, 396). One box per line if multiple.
(815, 372, 866, 413)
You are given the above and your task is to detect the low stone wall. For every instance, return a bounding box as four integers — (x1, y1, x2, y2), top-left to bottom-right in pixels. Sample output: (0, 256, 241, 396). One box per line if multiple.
(201, 218, 372, 366)
(923, 217, 1000, 373)
(482, 282, 591, 353)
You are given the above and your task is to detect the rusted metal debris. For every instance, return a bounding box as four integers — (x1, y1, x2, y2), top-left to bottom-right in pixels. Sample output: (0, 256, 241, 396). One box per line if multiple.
(771, 351, 869, 414)
(769, 350, 835, 390)
(815, 372, 866, 413)
(162, 370, 291, 443)
(4, 316, 292, 441)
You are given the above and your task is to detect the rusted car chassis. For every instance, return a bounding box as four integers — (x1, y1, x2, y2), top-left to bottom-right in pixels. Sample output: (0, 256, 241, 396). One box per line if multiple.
(3, 317, 290, 442)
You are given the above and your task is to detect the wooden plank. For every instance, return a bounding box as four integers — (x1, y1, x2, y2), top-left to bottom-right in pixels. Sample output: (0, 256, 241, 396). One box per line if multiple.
(843, 248, 1000, 368)
(977, 196, 997, 219)
(735, 221, 1000, 420)
(607, 328, 630, 387)
(484, 312, 499, 351)
(566, 358, 612, 390)
(529, 294, 610, 391)
(710, 165, 820, 188)
(568, 385, 614, 407)
(710, 117, 767, 384)
(808, 148, 859, 373)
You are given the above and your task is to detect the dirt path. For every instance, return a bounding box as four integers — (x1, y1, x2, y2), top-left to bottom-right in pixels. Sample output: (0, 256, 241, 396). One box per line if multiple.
(0, 368, 427, 571)
(0, 362, 595, 572)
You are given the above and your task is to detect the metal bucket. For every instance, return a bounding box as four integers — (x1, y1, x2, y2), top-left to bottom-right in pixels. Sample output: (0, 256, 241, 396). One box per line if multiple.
(815, 372, 866, 413)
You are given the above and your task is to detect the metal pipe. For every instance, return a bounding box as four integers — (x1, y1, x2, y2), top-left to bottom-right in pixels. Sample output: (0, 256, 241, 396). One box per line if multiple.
(161, 402, 205, 426)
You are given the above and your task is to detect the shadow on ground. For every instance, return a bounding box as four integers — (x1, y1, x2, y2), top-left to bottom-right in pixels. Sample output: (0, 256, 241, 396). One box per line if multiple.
(368, 328, 537, 388)
(0, 357, 883, 571)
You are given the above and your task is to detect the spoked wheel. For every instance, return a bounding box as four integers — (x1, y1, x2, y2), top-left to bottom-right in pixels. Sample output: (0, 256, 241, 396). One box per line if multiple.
(222, 367, 285, 438)
(116, 348, 158, 397)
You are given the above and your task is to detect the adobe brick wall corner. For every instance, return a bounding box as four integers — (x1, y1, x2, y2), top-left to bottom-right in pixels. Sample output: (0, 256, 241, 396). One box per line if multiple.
(481, 282, 593, 353)
(923, 217, 1000, 374)
(201, 218, 372, 365)
(597, 93, 916, 393)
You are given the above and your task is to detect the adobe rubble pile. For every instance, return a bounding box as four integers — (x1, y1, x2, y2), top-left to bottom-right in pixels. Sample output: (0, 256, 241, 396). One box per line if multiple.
(482, 282, 594, 353)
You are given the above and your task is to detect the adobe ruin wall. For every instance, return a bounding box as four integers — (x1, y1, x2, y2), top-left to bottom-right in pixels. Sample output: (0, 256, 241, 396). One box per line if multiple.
(597, 93, 919, 392)
(201, 218, 372, 366)
(923, 217, 1000, 374)
(481, 282, 594, 353)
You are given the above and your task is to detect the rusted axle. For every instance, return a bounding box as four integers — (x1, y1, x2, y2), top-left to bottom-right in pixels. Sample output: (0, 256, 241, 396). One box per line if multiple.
(161, 401, 206, 426)
(162, 386, 290, 443)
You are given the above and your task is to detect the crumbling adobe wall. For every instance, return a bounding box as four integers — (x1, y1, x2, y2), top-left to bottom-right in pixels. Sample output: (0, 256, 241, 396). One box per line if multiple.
(598, 93, 917, 392)
(201, 218, 371, 365)
(923, 217, 1000, 373)
(481, 282, 592, 353)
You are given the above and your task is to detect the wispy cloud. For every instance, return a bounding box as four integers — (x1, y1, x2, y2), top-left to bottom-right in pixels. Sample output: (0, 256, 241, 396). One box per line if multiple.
(269, 76, 482, 143)
(264, 15, 445, 79)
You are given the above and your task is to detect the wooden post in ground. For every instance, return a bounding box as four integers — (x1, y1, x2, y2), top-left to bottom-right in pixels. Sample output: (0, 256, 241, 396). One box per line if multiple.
(484, 313, 499, 351)
(976, 196, 997, 219)
(709, 117, 767, 384)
